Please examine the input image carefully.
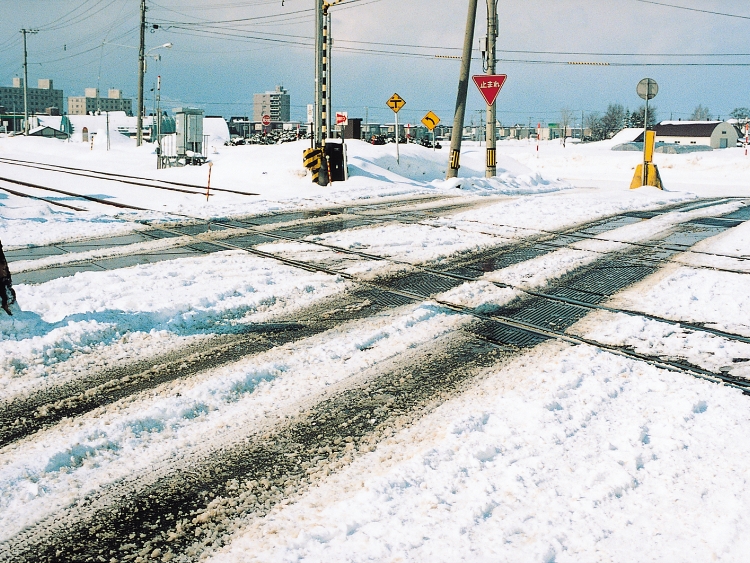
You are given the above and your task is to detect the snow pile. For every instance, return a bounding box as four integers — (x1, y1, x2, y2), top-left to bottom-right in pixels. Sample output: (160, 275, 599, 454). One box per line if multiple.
(347, 141, 571, 195)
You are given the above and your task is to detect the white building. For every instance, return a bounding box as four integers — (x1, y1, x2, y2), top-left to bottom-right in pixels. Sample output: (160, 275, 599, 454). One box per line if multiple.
(68, 88, 133, 116)
(253, 85, 290, 123)
(654, 121, 738, 149)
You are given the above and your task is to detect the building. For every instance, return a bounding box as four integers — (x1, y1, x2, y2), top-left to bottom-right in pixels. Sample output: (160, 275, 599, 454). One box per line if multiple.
(253, 85, 290, 123)
(67, 88, 133, 116)
(27, 125, 69, 139)
(653, 121, 738, 149)
(0, 78, 64, 116)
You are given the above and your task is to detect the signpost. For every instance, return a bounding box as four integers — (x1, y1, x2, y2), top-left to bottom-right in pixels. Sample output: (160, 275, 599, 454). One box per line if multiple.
(631, 78, 663, 190)
(336, 111, 348, 126)
(386, 93, 405, 164)
(636, 78, 659, 188)
(421, 111, 440, 151)
(261, 114, 271, 127)
(472, 74, 507, 176)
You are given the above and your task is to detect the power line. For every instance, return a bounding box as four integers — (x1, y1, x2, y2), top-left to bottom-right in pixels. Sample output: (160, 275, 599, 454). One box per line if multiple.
(633, 0, 750, 20)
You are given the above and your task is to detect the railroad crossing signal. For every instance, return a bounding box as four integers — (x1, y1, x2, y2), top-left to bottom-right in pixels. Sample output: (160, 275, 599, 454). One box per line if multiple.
(386, 93, 406, 113)
(421, 111, 440, 131)
(472, 74, 507, 106)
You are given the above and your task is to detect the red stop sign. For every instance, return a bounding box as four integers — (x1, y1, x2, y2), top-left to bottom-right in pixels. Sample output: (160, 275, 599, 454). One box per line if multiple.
(261, 115, 271, 126)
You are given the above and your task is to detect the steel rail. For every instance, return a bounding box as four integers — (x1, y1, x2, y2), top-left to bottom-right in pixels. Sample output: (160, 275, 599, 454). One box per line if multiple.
(0, 157, 260, 197)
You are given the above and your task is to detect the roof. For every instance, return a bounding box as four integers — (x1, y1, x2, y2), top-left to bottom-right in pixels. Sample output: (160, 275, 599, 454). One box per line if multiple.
(654, 121, 724, 138)
(27, 125, 69, 139)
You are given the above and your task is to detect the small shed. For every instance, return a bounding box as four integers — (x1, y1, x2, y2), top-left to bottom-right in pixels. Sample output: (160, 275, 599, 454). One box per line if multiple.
(27, 125, 69, 139)
(654, 121, 738, 149)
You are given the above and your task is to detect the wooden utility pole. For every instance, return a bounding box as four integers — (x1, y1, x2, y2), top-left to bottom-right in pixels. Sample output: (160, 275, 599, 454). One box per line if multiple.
(447, 0, 478, 179)
(136, 0, 146, 146)
(485, 0, 498, 177)
(20, 29, 38, 135)
(314, 0, 323, 146)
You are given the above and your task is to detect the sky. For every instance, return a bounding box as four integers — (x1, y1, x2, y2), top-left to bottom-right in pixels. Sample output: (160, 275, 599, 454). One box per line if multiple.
(1, 0, 750, 126)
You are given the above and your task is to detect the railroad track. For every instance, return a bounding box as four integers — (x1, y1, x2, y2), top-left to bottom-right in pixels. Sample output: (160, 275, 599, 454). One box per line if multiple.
(1, 195, 749, 562)
(0, 156, 259, 198)
(2, 196, 748, 449)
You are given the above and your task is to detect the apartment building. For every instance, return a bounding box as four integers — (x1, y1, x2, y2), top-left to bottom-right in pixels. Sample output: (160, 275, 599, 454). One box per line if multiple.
(0, 78, 64, 115)
(253, 85, 290, 123)
(68, 88, 133, 116)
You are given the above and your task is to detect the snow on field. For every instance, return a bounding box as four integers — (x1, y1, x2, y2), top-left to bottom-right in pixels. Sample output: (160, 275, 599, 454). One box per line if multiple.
(1, 132, 749, 560)
(207, 342, 750, 563)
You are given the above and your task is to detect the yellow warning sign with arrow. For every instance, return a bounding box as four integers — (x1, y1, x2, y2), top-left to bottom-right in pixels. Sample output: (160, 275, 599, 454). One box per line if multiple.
(421, 111, 440, 131)
(386, 93, 406, 113)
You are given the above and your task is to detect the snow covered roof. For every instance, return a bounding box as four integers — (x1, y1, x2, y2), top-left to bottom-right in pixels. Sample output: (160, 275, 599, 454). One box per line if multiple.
(27, 125, 68, 138)
(609, 128, 643, 144)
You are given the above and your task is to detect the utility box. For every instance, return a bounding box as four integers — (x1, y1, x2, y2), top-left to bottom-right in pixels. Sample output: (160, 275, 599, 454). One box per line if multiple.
(174, 107, 204, 159)
(324, 139, 348, 182)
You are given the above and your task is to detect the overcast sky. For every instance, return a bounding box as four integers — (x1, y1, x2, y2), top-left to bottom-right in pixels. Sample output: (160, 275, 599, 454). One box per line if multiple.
(2, 0, 749, 126)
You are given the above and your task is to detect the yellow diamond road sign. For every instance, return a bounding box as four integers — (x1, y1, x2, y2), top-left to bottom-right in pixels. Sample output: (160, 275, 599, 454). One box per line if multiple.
(421, 111, 440, 131)
(387, 93, 406, 113)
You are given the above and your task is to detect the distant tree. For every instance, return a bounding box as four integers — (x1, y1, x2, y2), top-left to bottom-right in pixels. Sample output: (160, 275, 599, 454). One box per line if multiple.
(691, 104, 711, 120)
(730, 107, 750, 122)
(600, 103, 626, 138)
(559, 107, 573, 146)
(584, 112, 605, 141)
(629, 105, 657, 129)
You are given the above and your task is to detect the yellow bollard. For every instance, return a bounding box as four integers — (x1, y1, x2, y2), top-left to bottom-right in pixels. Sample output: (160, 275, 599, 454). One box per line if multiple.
(630, 130, 663, 189)
(303, 147, 323, 184)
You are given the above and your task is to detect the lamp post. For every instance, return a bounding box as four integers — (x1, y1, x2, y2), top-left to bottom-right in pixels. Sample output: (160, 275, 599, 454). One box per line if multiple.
(137, 41, 171, 146)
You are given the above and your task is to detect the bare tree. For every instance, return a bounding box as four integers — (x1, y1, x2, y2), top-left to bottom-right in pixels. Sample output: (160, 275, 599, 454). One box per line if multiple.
(730, 107, 750, 123)
(585, 112, 604, 141)
(691, 104, 711, 121)
(601, 103, 626, 138)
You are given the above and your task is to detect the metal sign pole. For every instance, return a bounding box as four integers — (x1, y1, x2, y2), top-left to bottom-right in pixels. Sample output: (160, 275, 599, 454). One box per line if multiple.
(395, 110, 400, 164)
(642, 96, 649, 186)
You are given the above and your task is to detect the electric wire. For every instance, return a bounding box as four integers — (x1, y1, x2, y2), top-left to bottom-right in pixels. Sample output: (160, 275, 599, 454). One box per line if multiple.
(633, 0, 750, 20)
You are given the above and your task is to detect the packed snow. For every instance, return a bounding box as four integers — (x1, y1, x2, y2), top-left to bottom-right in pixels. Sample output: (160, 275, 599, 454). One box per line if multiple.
(1, 130, 749, 561)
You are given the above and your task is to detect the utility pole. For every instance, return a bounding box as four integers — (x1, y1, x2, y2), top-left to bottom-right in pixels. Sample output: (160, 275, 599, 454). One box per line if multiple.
(314, 0, 323, 146)
(20, 29, 38, 135)
(326, 10, 332, 139)
(136, 0, 146, 146)
(485, 0, 498, 177)
(446, 0, 478, 179)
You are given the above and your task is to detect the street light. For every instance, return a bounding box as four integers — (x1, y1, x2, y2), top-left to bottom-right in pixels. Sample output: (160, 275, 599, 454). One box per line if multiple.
(137, 42, 171, 146)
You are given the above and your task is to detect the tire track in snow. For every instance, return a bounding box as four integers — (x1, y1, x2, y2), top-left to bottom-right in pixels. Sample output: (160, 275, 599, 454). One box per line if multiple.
(1, 333, 505, 563)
